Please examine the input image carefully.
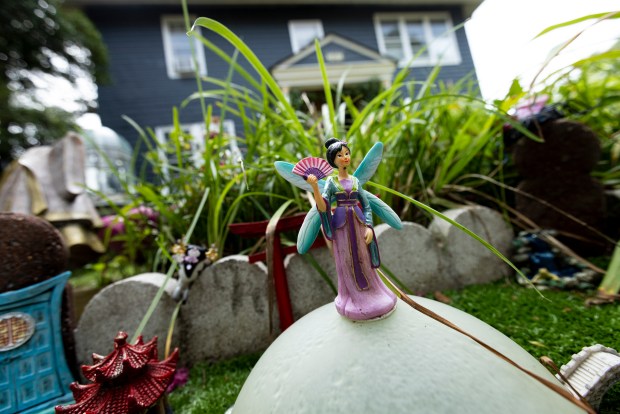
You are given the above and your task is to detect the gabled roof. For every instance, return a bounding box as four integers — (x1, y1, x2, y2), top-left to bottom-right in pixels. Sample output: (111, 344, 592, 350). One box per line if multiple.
(273, 33, 394, 70)
(272, 33, 396, 89)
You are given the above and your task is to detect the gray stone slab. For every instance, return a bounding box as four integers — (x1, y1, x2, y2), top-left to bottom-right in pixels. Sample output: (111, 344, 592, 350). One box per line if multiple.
(74, 273, 179, 366)
(374, 222, 448, 293)
(284, 246, 338, 320)
(181, 255, 273, 362)
(72, 206, 515, 367)
(428, 206, 513, 287)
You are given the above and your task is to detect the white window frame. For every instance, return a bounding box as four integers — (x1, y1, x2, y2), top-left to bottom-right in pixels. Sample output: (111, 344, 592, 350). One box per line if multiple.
(288, 20, 324, 53)
(154, 120, 237, 170)
(161, 15, 207, 79)
(374, 12, 461, 67)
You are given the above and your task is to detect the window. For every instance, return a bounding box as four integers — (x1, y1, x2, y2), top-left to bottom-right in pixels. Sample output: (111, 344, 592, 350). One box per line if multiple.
(288, 20, 324, 53)
(154, 120, 238, 171)
(374, 13, 461, 67)
(161, 15, 207, 79)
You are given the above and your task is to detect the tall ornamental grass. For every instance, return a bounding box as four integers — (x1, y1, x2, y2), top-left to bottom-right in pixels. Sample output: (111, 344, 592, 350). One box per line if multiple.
(99, 17, 535, 269)
(97, 11, 619, 273)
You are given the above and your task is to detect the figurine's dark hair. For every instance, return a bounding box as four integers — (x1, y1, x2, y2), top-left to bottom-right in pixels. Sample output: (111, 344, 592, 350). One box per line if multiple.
(324, 138, 350, 168)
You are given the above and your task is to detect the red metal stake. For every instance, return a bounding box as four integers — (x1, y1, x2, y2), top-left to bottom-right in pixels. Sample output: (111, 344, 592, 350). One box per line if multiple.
(272, 233, 294, 330)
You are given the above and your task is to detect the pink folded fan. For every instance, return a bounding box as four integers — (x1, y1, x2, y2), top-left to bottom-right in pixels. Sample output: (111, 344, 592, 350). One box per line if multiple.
(292, 157, 333, 180)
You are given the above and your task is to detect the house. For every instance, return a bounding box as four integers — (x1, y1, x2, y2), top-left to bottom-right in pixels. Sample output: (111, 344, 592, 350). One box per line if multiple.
(70, 0, 481, 149)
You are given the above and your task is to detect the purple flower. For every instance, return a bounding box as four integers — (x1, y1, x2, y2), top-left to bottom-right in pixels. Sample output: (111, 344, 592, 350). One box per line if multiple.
(185, 247, 200, 263)
(166, 367, 190, 393)
(514, 96, 549, 120)
(184, 256, 198, 264)
(128, 205, 159, 223)
(101, 215, 125, 236)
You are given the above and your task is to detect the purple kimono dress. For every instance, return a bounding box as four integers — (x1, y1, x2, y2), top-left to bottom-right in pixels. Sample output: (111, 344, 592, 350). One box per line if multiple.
(320, 176, 397, 320)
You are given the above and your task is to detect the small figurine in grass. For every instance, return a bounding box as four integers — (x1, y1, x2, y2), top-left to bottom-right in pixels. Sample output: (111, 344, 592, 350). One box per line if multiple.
(171, 242, 219, 303)
(276, 139, 402, 321)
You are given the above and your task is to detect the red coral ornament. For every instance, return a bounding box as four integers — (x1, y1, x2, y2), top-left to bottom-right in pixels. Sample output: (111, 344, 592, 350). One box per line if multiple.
(56, 331, 179, 414)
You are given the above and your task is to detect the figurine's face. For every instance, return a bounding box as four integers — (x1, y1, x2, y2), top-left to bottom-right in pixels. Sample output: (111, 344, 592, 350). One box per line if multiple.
(334, 147, 351, 168)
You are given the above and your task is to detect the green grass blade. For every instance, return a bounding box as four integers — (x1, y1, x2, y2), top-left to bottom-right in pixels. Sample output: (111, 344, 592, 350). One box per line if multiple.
(380, 264, 412, 295)
(131, 186, 210, 343)
(315, 39, 338, 138)
(122, 115, 155, 152)
(267, 200, 294, 233)
(535, 11, 620, 38)
(366, 181, 542, 295)
(180, 0, 208, 123)
(189, 18, 305, 136)
(599, 243, 620, 295)
(301, 253, 337, 295)
(183, 187, 210, 244)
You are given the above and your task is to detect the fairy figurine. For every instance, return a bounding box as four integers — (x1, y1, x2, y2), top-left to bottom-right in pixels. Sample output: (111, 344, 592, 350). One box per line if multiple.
(275, 139, 402, 321)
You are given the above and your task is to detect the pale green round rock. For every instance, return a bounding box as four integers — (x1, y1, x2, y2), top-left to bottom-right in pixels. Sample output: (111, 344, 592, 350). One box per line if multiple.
(233, 297, 585, 414)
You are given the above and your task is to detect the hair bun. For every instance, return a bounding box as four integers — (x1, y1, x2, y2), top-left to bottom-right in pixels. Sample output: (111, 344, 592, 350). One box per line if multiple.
(324, 138, 339, 149)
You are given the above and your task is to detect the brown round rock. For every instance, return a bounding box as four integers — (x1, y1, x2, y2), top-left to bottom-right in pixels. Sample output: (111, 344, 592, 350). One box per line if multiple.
(0, 212, 69, 292)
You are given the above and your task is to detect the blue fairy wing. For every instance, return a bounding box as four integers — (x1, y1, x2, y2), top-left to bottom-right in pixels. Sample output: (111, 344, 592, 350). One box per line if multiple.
(297, 206, 322, 254)
(275, 161, 325, 193)
(353, 142, 383, 186)
(364, 190, 402, 230)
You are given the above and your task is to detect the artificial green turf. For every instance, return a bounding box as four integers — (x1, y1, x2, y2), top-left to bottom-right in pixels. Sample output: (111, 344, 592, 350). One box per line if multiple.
(446, 280, 620, 414)
(168, 281, 619, 413)
(168, 353, 260, 413)
(446, 280, 619, 364)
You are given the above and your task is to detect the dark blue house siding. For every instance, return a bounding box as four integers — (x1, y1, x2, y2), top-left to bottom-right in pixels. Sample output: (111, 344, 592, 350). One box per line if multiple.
(84, 4, 477, 148)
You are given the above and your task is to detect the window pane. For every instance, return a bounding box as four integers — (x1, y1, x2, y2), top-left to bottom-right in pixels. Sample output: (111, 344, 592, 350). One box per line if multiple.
(429, 18, 459, 62)
(291, 21, 323, 51)
(384, 40, 403, 60)
(167, 21, 194, 73)
(380, 21, 403, 60)
(430, 19, 449, 38)
(381, 21, 399, 38)
(169, 22, 191, 55)
(406, 20, 429, 58)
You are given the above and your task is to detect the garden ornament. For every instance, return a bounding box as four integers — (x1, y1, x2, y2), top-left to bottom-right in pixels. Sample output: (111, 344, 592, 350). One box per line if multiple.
(0, 132, 104, 265)
(268, 140, 597, 414)
(554, 344, 620, 410)
(232, 297, 596, 414)
(56, 331, 179, 414)
(171, 242, 219, 303)
(276, 139, 402, 321)
(0, 271, 75, 413)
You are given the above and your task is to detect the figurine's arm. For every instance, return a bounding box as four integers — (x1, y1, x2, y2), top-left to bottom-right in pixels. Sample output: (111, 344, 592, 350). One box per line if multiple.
(315, 177, 334, 240)
(358, 185, 374, 226)
(358, 184, 374, 245)
(307, 174, 327, 212)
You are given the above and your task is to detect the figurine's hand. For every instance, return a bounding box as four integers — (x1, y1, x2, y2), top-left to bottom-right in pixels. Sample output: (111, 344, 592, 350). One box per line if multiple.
(364, 228, 373, 245)
(306, 174, 318, 187)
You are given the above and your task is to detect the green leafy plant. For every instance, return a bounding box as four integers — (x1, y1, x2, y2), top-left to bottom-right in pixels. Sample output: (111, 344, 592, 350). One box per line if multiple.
(188, 18, 528, 225)
(96, 10, 619, 283)
(514, 11, 620, 189)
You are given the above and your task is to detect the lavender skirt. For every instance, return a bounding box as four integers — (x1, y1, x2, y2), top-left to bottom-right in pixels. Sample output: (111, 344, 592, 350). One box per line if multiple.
(332, 211, 397, 320)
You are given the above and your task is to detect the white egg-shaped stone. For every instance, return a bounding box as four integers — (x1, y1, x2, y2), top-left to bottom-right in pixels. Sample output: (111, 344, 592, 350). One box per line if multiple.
(233, 297, 586, 414)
